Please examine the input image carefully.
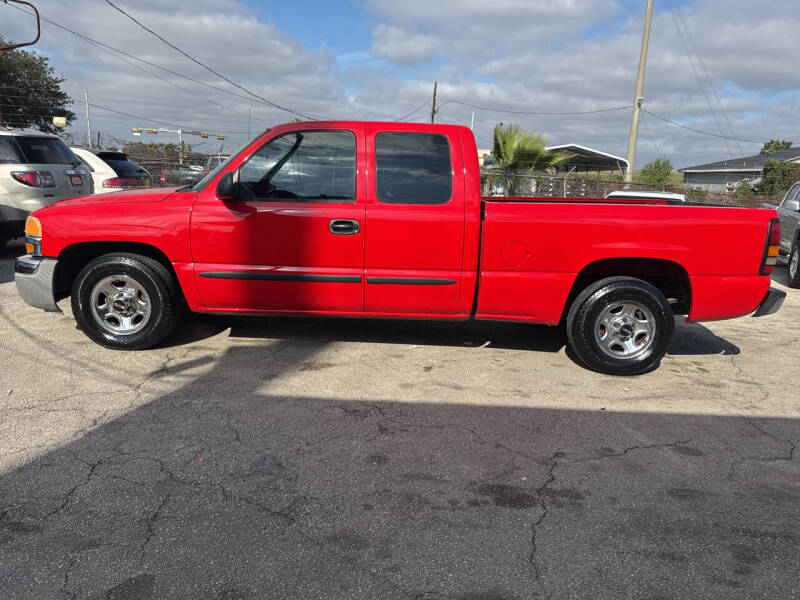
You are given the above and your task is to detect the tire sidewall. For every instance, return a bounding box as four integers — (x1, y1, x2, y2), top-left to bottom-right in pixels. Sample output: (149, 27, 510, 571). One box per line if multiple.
(569, 280, 674, 376)
(72, 256, 172, 350)
(788, 244, 800, 287)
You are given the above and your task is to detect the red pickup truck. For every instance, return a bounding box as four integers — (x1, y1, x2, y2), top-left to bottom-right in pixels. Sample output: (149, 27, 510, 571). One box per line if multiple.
(15, 121, 785, 375)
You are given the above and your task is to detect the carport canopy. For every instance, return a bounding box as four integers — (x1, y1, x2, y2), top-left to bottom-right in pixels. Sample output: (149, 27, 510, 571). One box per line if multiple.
(546, 144, 630, 175)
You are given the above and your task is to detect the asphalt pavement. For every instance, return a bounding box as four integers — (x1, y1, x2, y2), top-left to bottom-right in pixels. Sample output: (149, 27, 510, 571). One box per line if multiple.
(1, 238, 798, 599)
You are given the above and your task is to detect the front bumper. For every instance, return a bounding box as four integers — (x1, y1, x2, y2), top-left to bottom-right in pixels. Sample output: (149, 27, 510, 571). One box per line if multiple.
(752, 287, 786, 318)
(14, 255, 61, 312)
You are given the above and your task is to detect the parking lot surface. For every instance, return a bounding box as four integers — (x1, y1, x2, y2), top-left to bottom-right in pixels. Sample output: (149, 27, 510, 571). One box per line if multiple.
(1, 238, 798, 599)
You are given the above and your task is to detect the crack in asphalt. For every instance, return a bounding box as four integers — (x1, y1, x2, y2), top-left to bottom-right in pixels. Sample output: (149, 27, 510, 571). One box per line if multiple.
(745, 419, 796, 462)
(139, 493, 172, 564)
(43, 457, 100, 521)
(529, 451, 562, 599)
(59, 554, 78, 600)
(574, 439, 693, 462)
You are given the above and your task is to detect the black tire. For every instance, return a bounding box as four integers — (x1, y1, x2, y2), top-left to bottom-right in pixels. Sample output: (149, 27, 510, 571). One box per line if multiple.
(566, 277, 675, 376)
(787, 243, 800, 289)
(71, 253, 179, 350)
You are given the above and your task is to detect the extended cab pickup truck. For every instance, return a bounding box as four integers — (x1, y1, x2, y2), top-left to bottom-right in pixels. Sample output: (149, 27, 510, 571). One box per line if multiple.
(15, 121, 786, 375)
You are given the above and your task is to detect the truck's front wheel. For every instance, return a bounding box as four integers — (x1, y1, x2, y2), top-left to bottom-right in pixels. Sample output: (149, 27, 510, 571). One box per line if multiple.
(566, 277, 674, 376)
(71, 253, 178, 350)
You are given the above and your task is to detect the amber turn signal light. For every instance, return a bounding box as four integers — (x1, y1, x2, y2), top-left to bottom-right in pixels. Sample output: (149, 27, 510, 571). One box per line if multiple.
(24, 217, 42, 254)
(25, 216, 42, 237)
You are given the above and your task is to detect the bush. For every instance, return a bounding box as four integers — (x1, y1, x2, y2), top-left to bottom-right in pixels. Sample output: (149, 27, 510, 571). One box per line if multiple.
(761, 159, 800, 195)
(638, 158, 674, 187)
(686, 188, 708, 203)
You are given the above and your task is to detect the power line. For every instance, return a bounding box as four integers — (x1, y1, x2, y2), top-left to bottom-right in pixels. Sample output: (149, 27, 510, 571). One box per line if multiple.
(641, 111, 663, 157)
(675, 10, 743, 156)
(394, 100, 430, 121)
(2, 3, 308, 119)
(671, 11, 733, 156)
(437, 99, 632, 116)
(101, 0, 325, 120)
(64, 96, 248, 134)
(642, 109, 762, 143)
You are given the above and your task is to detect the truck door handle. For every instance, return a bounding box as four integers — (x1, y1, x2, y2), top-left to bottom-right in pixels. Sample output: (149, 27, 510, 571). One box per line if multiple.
(329, 219, 360, 235)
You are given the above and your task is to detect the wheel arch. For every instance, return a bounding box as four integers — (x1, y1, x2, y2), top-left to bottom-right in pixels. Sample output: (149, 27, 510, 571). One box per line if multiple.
(53, 241, 184, 303)
(562, 257, 692, 321)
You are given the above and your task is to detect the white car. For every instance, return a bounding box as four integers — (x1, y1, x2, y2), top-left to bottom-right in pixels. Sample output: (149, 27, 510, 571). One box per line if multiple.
(70, 148, 152, 194)
(605, 190, 688, 203)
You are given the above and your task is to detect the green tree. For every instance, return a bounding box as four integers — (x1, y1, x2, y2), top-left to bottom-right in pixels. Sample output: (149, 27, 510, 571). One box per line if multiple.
(121, 141, 186, 162)
(637, 158, 674, 187)
(760, 140, 793, 154)
(0, 37, 76, 133)
(491, 123, 571, 195)
(761, 159, 800, 195)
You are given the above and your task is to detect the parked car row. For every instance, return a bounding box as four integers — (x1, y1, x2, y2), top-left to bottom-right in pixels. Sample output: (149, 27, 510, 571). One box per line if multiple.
(1, 127, 153, 247)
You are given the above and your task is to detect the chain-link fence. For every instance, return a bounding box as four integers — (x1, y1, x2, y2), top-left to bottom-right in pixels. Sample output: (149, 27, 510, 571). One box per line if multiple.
(480, 172, 781, 207)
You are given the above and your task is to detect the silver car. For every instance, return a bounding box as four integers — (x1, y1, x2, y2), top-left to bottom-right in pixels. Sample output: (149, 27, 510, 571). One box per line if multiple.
(764, 181, 800, 288)
(0, 128, 91, 247)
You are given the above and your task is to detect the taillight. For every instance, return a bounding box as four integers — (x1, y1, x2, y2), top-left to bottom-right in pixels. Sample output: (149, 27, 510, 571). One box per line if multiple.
(103, 177, 144, 188)
(761, 219, 781, 275)
(11, 171, 56, 187)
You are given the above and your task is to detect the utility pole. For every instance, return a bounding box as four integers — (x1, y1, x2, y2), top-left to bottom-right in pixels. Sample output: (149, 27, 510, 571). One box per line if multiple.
(470, 111, 475, 131)
(430, 81, 438, 123)
(157, 127, 183, 166)
(624, 0, 654, 182)
(85, 90, 92, 149)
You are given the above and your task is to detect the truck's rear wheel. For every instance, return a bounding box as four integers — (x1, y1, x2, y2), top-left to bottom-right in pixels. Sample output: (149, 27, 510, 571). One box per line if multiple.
(567, 277, 674, 376)
(71, 253, 178, 350)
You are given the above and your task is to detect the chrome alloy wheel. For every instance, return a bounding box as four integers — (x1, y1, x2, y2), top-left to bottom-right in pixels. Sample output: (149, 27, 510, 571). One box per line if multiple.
(90, 275, 152, 335)
(791, 248, 799, 280)
(594, 301, 657, 360)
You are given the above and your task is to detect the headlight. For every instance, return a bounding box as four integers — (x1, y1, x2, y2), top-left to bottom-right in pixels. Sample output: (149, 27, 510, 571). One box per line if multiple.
(24, 216, 42, 256)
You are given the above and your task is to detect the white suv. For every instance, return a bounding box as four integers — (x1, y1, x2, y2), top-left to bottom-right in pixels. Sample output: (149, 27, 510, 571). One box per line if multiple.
(0, 128, 91, 247)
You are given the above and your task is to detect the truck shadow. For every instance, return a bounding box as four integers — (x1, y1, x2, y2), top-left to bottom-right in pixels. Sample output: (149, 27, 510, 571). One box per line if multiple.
(164, 313, 740, 361)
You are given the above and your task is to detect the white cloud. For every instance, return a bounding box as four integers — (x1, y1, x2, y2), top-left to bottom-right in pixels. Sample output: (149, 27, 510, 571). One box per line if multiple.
(1, 0, 799, 169)
(370, 23, 440, 65)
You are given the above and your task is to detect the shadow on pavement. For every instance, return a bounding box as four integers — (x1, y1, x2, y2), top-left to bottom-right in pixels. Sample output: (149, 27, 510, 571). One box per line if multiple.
(770, 264, 791, 287)
(1, 339, 797, 599)
(163, 312, 742, 362)
(0, 239, 24, 285)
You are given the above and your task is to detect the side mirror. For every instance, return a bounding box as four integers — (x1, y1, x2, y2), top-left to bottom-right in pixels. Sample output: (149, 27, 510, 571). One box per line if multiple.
(216, 172, 236, 201)
(784, 199, 800, 212)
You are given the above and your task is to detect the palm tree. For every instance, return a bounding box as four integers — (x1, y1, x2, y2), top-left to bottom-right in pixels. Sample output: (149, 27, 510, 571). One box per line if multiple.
(490, 124, 572, 196)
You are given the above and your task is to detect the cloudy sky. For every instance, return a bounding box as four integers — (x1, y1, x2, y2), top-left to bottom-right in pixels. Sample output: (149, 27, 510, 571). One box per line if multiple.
(2, 0, 799, 169)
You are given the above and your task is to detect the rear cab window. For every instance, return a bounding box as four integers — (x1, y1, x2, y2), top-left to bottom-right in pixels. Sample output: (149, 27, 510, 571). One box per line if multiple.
(375, 132, 452, 204)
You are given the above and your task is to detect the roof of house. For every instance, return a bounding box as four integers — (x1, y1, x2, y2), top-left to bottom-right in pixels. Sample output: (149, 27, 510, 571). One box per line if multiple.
(680, 147, 800, 173)
(546, 143, 630, 172)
